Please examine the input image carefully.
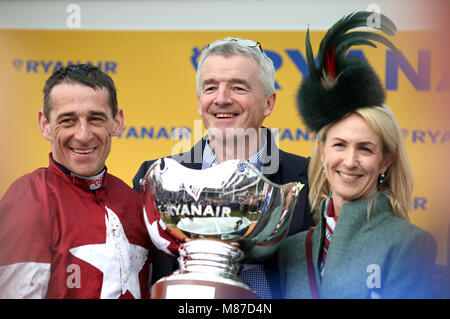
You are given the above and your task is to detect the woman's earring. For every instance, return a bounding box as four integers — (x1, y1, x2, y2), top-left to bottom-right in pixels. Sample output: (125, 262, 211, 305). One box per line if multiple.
(322, 163, 325, 172)
(379, 173, 386, 184)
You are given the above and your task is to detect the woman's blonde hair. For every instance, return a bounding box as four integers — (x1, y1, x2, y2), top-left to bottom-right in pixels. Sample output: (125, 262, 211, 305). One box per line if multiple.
(308, 105, 413, 222)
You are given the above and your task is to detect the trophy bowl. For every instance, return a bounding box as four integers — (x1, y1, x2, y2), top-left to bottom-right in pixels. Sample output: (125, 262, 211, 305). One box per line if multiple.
(141, 158, 303, 299)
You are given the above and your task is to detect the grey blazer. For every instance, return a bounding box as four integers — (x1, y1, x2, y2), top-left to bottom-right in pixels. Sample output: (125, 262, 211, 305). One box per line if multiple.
(278, 193, 437, 299)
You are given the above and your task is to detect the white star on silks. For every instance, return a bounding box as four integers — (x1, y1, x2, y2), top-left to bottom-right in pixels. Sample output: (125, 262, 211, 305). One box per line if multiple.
(143, 206, 173, 256)
(70, 206, 148, 299)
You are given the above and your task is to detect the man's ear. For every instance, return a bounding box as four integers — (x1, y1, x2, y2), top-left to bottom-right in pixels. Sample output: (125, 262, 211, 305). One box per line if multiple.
(197, 95, 203, 117)
(38, 109, 51, 141)
(112, 108, 124, 137)
(263, 93, 276, 118)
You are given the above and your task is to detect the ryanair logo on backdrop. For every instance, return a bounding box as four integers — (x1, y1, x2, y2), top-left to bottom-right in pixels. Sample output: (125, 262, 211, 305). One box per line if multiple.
(403, 129, 450, 144)
(118, 125, 450, 144)
(191, 47, 449, 91)
(11, 59, 118, 74)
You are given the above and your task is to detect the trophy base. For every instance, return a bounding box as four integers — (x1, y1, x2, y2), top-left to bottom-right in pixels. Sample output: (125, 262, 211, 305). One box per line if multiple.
(151, 272, 259, 299)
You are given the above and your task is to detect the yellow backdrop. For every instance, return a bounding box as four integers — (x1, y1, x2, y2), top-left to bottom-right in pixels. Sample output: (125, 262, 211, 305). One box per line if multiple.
(0, 30, 448, 264)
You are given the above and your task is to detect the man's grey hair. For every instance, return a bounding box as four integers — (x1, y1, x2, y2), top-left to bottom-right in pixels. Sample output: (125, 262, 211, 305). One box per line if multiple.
(196, 37, 276, 97)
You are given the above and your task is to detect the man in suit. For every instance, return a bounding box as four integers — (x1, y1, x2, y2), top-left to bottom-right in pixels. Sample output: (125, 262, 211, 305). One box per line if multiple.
(133, 38, 312, 298)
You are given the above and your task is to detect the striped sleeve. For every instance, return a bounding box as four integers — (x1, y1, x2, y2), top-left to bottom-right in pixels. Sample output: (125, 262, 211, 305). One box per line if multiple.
(0, 171, 54, 298)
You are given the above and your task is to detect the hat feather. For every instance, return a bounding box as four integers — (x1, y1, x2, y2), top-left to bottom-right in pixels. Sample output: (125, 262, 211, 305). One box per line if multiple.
(297, 11, 400, 132)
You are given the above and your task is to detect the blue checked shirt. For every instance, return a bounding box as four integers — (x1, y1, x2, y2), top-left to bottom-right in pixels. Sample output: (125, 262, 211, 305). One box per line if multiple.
(201, 139, 273, 299)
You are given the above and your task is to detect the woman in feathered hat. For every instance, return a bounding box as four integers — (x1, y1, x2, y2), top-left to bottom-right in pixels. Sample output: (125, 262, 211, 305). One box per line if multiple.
(278, 11, 436, 299)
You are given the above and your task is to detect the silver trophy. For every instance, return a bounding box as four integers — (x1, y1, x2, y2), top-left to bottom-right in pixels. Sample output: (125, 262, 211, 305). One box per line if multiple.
(141, 158, 303, 299)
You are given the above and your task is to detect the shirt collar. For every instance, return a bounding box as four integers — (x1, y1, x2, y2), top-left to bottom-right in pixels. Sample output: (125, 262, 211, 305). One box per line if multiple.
(324, 195, 337, 221)
(201, 136, 267, 173)
(49, 153, 107, 191)
(70, 170, 106, 191)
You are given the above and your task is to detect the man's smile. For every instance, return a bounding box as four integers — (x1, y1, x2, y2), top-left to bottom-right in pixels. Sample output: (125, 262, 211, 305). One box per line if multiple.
(214, 113, 237, 118)
(71, 147, 96, 155)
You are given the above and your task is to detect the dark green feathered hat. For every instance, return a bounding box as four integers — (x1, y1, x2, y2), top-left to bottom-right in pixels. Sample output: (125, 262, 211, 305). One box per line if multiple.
(296, 11, 400, 133)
